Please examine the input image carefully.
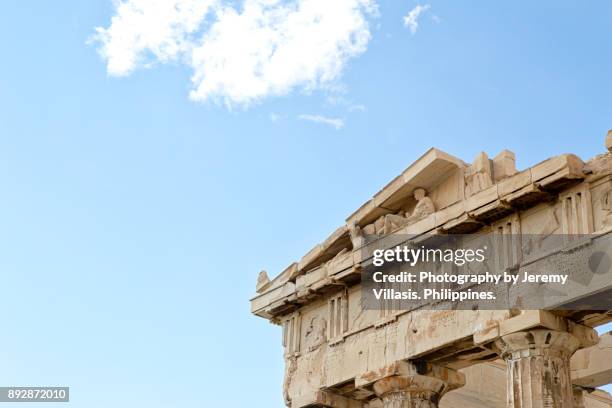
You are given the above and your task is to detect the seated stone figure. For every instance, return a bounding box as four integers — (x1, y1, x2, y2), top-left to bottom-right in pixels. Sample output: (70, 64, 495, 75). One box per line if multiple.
(383, 188, 435, 234)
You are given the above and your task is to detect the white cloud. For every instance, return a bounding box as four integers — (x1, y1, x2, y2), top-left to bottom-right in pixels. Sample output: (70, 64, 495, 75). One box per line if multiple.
(92, 0, 377, 107)
(92, 0, 217, 76)
(403, 4, 430, 34)
(298, 114, 344, 129)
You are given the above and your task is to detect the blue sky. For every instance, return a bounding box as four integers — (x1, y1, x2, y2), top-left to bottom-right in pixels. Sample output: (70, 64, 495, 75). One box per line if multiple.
(0, 1, 611, 407)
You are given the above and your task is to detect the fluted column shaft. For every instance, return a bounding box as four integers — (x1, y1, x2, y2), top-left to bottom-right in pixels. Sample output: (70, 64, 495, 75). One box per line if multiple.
(495, 329, 581, 408)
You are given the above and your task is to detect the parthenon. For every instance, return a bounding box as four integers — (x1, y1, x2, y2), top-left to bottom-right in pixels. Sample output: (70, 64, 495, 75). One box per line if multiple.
(251, 132, 612, 408)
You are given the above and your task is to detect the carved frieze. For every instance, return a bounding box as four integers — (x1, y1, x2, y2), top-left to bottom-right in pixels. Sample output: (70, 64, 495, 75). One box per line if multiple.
(282, 312, 302, 356)
(304, 315, 327, 351)
(601, 187, 612, 227)
(560, 185, 593, 236)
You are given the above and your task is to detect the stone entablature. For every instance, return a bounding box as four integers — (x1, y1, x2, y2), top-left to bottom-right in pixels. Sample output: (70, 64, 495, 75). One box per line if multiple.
(251, 134, 612, 408)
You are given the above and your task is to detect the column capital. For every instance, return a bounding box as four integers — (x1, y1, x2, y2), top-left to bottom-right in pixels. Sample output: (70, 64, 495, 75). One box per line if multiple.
(494, 329, 581, 360)
(372, 362, 464, 408)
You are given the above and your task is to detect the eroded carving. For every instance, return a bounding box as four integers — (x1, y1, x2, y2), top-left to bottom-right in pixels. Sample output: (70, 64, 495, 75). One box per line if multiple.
(492, 149, 517, 182)
(523, 206, 560, 255)
(383, 188, 435, 234)
(465, 152, 493, 197)
(256, 270, 271, 293)
(601, 188, 612, 227)
(349, 221, 365, 248)
(363, 216, 386, 236)
(304, 316, 327, 351)
(283, 355, 298, 407)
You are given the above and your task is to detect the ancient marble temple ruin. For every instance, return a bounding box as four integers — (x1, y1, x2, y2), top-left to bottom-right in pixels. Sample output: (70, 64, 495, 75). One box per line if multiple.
(251, 132, 612, 408)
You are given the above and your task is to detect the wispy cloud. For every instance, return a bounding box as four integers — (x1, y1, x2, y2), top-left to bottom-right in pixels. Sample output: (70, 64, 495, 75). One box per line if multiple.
(91, 0, 378, 107)
(347, 104, 366, 112)
(298, 114, 344, 129)
(269, 112, 284, 122)
(403, 4, 430, 34)
(326, 93, 366, 113)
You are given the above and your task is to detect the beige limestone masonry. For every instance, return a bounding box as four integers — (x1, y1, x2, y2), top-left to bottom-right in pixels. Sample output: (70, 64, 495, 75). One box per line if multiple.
(251, 132, 612, 408)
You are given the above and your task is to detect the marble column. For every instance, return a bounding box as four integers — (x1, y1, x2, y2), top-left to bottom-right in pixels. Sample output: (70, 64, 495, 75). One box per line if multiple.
(372, 363, 464, 408)
(572, 387, 586, 408)
(495, 329, 581, 408)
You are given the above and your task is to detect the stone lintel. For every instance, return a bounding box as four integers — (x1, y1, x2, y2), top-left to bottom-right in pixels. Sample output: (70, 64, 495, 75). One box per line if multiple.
(531, 154, 585, 186)
(503, 182, 554, 208)
(571, 332, 612, 388)
(468, 199, 514, 223)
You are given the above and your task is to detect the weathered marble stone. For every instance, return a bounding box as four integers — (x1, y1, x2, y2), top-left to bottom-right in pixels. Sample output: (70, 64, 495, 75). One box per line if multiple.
(251, 141, 612, 408)
(494, 330, 580, 408)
